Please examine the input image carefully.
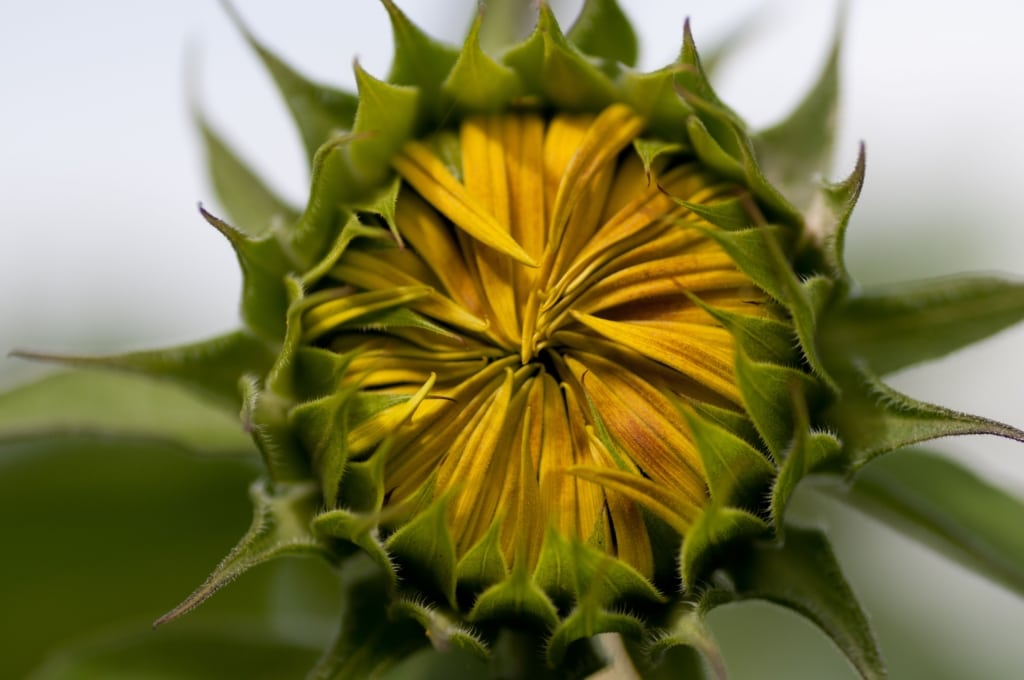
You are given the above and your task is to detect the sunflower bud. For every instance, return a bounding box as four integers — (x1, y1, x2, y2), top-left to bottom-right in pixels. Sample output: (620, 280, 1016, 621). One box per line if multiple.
(18, 2, 1024, 678)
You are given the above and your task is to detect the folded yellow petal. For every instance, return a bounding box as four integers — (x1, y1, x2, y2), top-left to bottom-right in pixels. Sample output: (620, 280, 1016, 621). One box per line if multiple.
(394, 141, 537, 267)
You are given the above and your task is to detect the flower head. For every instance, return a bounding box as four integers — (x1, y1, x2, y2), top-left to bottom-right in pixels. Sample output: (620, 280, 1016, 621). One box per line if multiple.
(16, 1, 1024, 678)
(299, 102, 780, 583)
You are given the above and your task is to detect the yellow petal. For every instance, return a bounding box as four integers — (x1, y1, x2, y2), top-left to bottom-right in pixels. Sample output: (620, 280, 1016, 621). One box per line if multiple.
(563, 352, 707, 504)
(394, 141, 537, 267)
(570, 312, 741, 405)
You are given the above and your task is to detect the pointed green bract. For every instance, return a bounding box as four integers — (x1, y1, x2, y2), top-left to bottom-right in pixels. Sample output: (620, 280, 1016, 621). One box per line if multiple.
(241, 376, 311, 482)
(382, 0, 459, 121)
(443, 11, 523, 112)
(622, 68, 693, 138)
(734, 347, 819, 457)
(299, 213, 392, 288)
(632, 138, 689, 177)
(685, 115, 745, 181)
(455, 518, 508, 592)
(680, 504, 767, 591)
(348, 65, 420, 188)
(720, 527, 887, 680)
(547, 606, 644, 670)
(674, 195, 753, 231)
(312, 508, 396, 589)
(821, 144, 866, 284)
(683, 407, 775, 506)
(828, 365, 1024, 468)
(468, 564, 559, 629)
(698, 225, 791, 301)
(154, 479, 329, 628)
(687, 292, 797, 364)
(502, 6, 617, 110)
(290, 138, 359, 266)
(387, 496, 459, 608)
(350, 176, 405, 246)
(289, 386, 358, 506)
(771, 391, 842, 533)
(677, 20, 741, 121)
(201, 206, 294, 340)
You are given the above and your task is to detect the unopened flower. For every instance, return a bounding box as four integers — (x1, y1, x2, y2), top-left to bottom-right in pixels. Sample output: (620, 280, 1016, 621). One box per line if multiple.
(15, 1, 1024, 678)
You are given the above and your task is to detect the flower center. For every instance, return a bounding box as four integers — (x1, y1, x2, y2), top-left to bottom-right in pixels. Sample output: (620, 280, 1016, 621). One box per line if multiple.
(301, 104, 770, 582)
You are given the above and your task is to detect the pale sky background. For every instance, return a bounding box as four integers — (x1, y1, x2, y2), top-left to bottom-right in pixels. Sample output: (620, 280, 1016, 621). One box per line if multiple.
(2, 1, 1023, 676)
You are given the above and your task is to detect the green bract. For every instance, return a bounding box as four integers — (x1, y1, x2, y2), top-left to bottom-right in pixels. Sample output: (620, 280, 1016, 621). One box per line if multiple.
(8, 2, 1024, 678)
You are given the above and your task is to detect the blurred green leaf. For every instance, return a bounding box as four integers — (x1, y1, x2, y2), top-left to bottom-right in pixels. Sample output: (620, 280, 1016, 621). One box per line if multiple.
(381, 645, 490, 680)
(0, 436, 302, 678)
(29, 622, 319, 680)
(846, 449, 1024, 597)
(821, 275, 1024, 375)
(706, 601, 858, 680)
(12, 329, 277, 413)
(221, 3, 359, 165)
(0, 370, 250, 455)
(753, 18, 841, 210)
(475, 0, 534, 55)
(567, 0, 638, 68)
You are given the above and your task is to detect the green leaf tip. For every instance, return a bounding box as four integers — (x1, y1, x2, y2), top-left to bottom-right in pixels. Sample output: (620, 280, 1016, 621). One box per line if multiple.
(829, 365, 1024, 470)
(819, 142, 866, 283)
(349, 61, 420, 188)
(387, 494, 459, 608)
(154, 479, 328, 628)
(443, 8, 523, 112)
(502, 4, 617, 111)
(10, 329, 276, 414)
(380, 0, 459, 121)
(219, 0, 358, 164)
(200, 204, 294, 340)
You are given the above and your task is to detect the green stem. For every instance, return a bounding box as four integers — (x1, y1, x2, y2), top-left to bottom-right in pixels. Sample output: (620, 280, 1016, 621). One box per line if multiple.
(307, 557, 427, 680)
(489, 628, 606, 680)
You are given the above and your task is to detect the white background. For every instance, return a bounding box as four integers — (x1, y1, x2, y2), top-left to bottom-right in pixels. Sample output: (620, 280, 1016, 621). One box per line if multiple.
(2, 1, 1023, 676)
